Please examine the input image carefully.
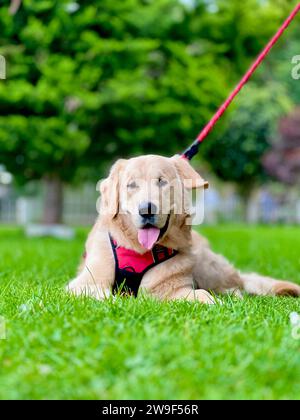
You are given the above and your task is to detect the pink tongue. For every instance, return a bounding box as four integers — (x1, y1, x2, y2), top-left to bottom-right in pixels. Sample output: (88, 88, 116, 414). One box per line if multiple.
(138, 227, 160, 250)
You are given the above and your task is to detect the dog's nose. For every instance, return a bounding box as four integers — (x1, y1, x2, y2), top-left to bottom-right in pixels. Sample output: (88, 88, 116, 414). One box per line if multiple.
(139, 202, 157, 218)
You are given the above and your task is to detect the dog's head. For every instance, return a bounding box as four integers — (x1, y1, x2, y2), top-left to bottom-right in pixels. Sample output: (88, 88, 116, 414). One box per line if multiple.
(100, 155, 208, 250)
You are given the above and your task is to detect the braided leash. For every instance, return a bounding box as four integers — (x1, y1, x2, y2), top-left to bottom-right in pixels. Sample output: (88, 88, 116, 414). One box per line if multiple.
(182, 3, 300, 161)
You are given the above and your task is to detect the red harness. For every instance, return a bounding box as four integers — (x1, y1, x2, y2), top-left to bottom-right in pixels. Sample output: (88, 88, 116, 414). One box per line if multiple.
(109, 235, 178, 296)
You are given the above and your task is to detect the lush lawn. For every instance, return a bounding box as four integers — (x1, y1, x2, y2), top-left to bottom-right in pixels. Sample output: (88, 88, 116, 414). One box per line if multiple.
(0, 225, 299, 400)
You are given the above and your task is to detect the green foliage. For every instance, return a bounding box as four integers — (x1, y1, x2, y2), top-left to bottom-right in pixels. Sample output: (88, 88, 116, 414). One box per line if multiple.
(0, 0, 225, 182)
(192, 0, 295, 74)
(268, 22, 300, 106)
(200, 0, 300, 190)
(0, 115, 89, 183)
(0, 0, 298, 185)
(202, 83, 292, 190)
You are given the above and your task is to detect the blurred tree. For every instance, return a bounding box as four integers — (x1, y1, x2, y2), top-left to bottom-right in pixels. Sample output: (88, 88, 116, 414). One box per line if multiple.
(202, 83, 292, 217)
(267, 17, 300, 106)
(0, 0, 297, 223)
(0, 0, 226, 223)
(261, 14, 300, 186)
(199, 0, 299, 217)
(190, 0, 295, 76)
(264, 108, 300, 185)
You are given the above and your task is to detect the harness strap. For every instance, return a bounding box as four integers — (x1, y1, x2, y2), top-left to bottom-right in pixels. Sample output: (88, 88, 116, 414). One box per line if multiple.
(109, 234, 178, 297)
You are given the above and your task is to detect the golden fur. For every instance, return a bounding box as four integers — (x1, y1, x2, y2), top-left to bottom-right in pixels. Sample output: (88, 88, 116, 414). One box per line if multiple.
(67, 155, 300, 303)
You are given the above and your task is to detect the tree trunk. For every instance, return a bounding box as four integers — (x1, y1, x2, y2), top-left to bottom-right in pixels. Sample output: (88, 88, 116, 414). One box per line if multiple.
(238, 184, 256, 224)
(43, 176, 64, 225)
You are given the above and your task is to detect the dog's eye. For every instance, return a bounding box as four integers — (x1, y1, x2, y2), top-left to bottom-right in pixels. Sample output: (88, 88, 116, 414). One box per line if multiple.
(127, 181, 138, 189)
(157, 177, 167, 187)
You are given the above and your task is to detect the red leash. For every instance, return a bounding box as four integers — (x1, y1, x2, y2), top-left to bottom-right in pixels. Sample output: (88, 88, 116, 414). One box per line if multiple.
(182, 2, 300, 161)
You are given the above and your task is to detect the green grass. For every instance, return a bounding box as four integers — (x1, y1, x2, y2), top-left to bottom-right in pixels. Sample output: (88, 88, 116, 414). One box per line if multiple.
(0, 225, 300, 400)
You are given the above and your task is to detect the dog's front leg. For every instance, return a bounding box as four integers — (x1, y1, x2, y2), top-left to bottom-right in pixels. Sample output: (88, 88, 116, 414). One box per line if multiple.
(141, 277, 216, 304)
(67, 266, 113, 300)
(67, 230, 115, 300)
(140, 254, 216, 304)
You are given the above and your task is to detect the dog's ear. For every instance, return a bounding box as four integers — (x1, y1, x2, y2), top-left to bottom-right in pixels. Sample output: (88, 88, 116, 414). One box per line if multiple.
(171, 156, 209, 189)
(100, 159, 127, 218)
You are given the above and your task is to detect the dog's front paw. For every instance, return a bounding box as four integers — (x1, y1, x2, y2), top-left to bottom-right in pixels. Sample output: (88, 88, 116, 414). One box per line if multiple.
(66, 278, 111, 300)
(194, 289, 217, 305)
(182, 288, 217, 304)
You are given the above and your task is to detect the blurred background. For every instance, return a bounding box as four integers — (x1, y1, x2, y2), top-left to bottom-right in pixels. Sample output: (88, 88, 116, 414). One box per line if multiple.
(0, 0, 300, 228)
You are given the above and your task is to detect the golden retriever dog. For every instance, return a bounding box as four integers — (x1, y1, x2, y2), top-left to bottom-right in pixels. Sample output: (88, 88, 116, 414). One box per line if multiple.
(67, 155, 300, 303)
